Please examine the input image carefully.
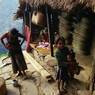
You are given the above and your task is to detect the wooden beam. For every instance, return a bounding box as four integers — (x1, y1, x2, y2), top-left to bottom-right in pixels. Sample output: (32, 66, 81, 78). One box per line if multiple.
(23, 51, 52, 80)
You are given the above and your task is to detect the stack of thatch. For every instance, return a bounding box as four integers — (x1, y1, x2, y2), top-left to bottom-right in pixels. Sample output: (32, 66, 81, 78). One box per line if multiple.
(58, 4, 95, 55)
(58, 15, 73, 46)
(73, 17, 94, 55)
(59, 15, 70, 39)
(58, 12, 74, 45)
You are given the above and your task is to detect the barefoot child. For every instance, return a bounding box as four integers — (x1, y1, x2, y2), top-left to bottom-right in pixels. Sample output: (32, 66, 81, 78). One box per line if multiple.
(55, 36, 70, 94)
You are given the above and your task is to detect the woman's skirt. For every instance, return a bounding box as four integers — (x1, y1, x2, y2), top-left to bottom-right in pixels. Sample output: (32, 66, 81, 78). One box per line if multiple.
(9, 50, 27, 74)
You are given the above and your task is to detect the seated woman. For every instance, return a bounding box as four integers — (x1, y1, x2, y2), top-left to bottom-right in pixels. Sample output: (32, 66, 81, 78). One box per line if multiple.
(40, 29, 49, 42)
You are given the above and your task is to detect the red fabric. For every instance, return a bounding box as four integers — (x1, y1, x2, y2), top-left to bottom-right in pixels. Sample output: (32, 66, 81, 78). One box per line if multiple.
(68, 62, 76, 74)
(24, 25, 31, 52)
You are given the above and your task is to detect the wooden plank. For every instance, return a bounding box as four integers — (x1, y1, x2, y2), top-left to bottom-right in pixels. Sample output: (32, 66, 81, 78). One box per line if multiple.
(30, 43, 37, 49)
(23, 51, 52, 80)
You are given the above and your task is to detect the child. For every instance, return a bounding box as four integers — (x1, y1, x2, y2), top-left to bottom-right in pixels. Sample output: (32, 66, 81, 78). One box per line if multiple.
(67, 49, 80, 78)
(55, 36, 70, 94)
(0, 28, 27, 78)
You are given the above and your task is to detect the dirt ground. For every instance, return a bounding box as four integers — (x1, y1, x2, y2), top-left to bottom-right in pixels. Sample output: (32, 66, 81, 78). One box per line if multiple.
(0, 53, 94, 95)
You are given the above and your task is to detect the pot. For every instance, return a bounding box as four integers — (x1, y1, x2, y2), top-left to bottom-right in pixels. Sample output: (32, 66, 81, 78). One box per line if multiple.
(32, 11, 46, 26)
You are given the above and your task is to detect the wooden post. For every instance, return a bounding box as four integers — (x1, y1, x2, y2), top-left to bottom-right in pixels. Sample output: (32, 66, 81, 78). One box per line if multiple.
(45, 5, 54, 57)
(89, 36, 95, 95)
(23, 2, 32, 52)
(89, 57, 95, 94)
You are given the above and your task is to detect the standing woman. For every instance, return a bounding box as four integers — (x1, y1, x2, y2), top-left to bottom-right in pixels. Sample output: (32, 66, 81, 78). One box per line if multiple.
(0, 28, 27, 77)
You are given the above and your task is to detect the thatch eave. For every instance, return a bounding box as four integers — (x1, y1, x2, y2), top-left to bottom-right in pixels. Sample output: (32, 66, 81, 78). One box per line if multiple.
(19, 0, 95, 12)
(15, 0, 95, 20)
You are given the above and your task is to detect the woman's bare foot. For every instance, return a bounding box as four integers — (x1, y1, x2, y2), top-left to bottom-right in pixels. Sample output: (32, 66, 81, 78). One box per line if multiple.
(16, 72, 23, 77)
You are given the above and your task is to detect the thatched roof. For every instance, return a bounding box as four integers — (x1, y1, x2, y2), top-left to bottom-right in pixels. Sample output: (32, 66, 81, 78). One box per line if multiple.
(19, 0, 95, 12)
(16, 0, 95, 56)
(14, 0, 95, 19)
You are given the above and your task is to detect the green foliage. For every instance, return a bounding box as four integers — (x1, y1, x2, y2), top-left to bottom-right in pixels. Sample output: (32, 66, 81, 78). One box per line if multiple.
(0, 53, 8, 58)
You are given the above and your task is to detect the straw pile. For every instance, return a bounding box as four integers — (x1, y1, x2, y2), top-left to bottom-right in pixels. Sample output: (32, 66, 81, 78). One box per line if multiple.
(73, 17, 94, 55)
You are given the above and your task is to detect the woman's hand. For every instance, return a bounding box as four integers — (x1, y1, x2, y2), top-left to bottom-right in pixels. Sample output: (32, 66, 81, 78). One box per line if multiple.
(5, 44, 13, 49)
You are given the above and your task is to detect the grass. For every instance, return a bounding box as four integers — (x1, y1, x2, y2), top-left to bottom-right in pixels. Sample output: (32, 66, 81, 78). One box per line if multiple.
(0, 52, 8, 58)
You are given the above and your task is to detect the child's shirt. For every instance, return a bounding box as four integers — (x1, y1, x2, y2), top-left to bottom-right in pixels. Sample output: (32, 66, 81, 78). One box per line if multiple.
(55, 47, 69, 68)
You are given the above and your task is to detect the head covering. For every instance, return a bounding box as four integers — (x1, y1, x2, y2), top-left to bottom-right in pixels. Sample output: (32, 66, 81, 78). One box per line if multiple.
(10, 28, 19, 36)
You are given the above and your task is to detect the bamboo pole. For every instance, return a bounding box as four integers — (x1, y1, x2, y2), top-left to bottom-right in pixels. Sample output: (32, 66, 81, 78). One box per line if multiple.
(45, 5, 54, 57)
(29, 11, 32, 42)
